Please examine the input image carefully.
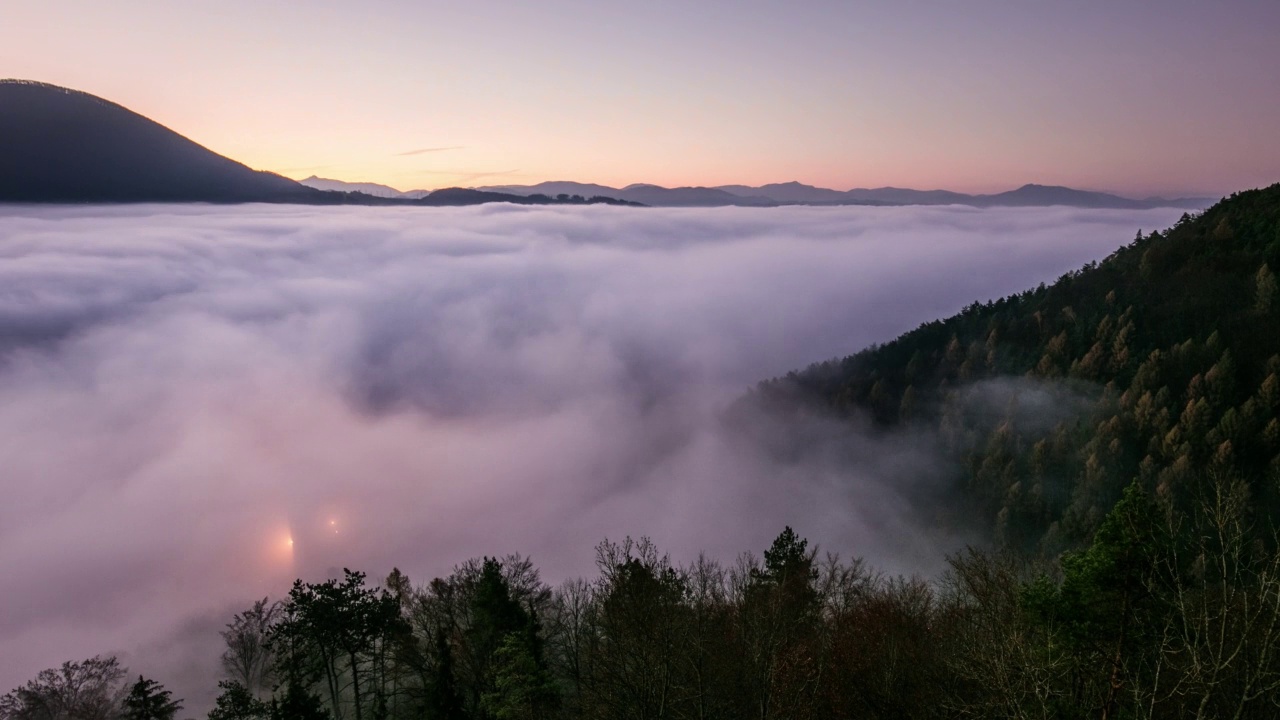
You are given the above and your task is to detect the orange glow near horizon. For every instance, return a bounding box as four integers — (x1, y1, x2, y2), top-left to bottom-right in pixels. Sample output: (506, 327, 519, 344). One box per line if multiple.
(3, 2, 1278, 198)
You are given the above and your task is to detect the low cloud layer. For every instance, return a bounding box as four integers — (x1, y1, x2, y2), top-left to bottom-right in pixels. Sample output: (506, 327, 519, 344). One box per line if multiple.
(0, 202, 1184, 705)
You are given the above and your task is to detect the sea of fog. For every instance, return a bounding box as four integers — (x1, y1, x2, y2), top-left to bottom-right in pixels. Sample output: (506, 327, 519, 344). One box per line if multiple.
(0, 202, 1185, 704)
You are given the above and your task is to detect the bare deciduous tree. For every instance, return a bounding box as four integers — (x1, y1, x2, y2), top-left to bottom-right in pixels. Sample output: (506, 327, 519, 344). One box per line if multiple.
(0, 656, 127, 720)
(221, 597, 281, 698)
(1133, 475, 1280, 719)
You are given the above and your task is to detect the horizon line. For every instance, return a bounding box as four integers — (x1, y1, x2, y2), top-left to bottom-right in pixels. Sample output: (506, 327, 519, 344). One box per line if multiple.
(285, 174, 1229, 201)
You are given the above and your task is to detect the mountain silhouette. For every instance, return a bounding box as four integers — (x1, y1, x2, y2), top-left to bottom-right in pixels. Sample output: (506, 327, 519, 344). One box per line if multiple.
(1, 79, 1217, 211)
(618, 184, 775, 207)
(0, 80, 323, 203)
(416, 187, 634, 206)
(485, 180, 1215, 209)
(299, 176, 429, 199)
(299, 176, 433, 199)
(477, 181, 624, 199)
(0, 81, 640, 208)
(718, 181, 855, 204)
(970, 183, 1147, 208)
(476, 181, 777, 206)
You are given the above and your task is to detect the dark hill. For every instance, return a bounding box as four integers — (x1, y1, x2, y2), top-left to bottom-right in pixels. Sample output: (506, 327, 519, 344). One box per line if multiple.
(0, 80, 323, 203)
(972, 183, 1147, 208)
(0, 81, 639, 207)
(717, 181, 849, 204)
(419, 187, 639, 206)
(618, 184, 776, 207)
(754, 183, 1280, 554)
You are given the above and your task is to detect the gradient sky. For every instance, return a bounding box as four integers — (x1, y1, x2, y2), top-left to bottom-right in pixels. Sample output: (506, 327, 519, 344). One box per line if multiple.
(3, 1, 1279, 195)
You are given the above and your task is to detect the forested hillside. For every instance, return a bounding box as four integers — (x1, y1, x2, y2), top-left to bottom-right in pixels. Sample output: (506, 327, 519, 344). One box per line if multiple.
(757, 183, 1280, 555)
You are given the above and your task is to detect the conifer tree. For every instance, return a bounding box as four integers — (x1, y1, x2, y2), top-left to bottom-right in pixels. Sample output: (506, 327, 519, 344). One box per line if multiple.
(120, 676, 182, 720)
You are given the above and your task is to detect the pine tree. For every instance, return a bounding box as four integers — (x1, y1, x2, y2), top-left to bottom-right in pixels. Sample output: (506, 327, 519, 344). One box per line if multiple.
(1257, 263, 1277, 315)
(120, 676, 182, 720)
(271, 679, 330, 720)
(208, 681, 270, 720)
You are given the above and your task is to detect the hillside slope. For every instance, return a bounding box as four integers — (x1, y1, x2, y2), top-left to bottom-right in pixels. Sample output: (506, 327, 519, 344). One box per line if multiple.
(756, 184, 1280, 553)
(0, 80, 322, 203)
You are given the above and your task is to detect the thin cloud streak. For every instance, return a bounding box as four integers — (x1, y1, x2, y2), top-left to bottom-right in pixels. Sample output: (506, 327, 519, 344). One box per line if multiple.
(395, 146, 465, 157)
(0, 203, 1187, 709)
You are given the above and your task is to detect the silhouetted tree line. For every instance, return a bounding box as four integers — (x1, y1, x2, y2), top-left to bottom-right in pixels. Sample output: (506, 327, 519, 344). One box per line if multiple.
(0, 657, 184, 720)
(11, 513, 1280, 719)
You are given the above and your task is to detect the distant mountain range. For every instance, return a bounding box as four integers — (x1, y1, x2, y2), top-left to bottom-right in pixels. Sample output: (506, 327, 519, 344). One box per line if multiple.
(1, 79, 1217, 211)
(465, 179, 1218, 209)
(298, 176, 432, 200)
(0, 80, 632, 207)
(316, 175, 1215, 210)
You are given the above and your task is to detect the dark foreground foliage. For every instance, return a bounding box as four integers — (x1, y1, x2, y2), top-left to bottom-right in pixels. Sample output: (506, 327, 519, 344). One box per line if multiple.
(9, 510, 1280, 719)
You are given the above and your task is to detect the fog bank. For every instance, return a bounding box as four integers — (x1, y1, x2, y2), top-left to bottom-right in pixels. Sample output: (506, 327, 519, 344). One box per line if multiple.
(0, 202, 1184, 705)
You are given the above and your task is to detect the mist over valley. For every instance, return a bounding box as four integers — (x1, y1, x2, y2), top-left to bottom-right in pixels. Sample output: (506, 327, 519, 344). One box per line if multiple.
(0, 202, 1184, 706)
(5, 2, 1279, 715)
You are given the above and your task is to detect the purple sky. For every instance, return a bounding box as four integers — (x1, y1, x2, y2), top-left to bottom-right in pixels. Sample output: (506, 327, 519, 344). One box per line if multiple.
(3, 0, 1278, 194)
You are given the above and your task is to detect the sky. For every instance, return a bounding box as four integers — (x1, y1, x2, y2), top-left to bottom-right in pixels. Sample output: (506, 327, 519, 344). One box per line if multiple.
(0, 202, 1187, 708)
(3, 0, 1279, 195)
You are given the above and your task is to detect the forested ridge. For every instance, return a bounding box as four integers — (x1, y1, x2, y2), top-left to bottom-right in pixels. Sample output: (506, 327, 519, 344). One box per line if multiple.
(757, 182, 1280, 555)
(8, 186, 1280, 720)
